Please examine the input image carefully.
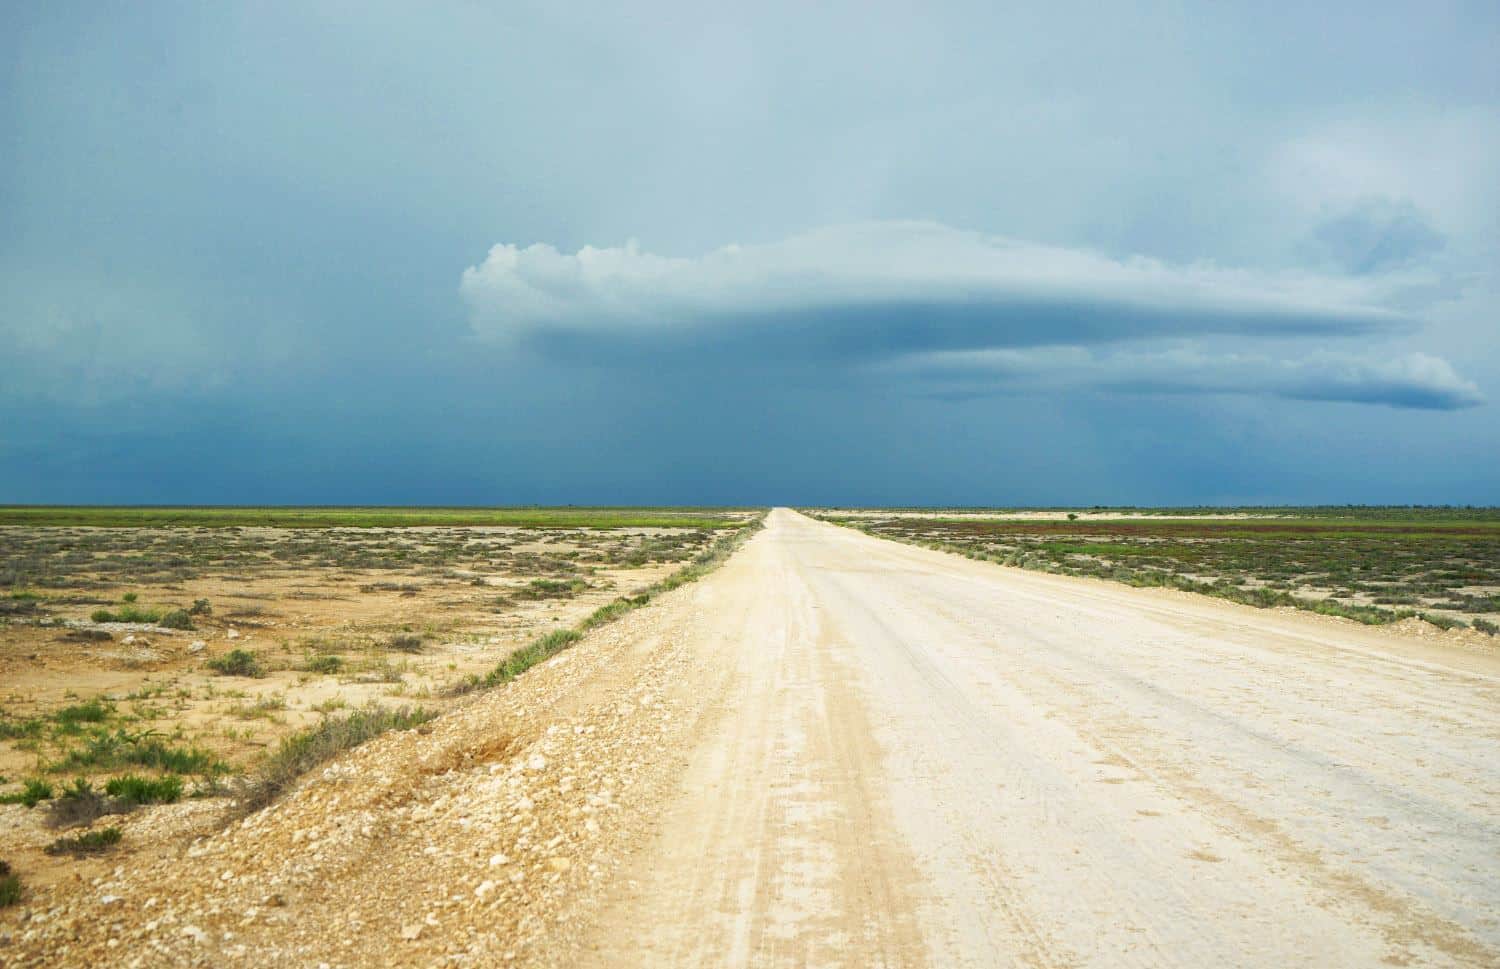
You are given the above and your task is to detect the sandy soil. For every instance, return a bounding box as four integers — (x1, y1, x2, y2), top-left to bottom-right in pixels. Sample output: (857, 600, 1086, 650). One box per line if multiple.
(5, 510, 1498, 966)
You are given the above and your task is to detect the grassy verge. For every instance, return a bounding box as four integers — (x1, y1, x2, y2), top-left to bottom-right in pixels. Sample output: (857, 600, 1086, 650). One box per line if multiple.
(450, 513, 766, 695)
(0, 506, 747, 529)
(236, 704, 435, 814)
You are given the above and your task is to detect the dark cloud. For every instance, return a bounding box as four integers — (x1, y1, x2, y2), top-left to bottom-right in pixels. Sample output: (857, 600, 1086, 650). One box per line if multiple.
(1, 2, 1496, 503)
(889, 347, 1483, 411)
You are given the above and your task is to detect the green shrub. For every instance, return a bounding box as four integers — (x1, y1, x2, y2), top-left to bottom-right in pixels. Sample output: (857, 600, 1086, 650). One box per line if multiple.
(104, 773, 183, 805)
(91, 605, 163, 624)
(189, 598, 212, 615)
(206, 649, 264, 677)
(44, 827, 122, 856)
(158, 609, 194, 630)
(1474, 617, 1499, 635)
(122, 593, 138, 604)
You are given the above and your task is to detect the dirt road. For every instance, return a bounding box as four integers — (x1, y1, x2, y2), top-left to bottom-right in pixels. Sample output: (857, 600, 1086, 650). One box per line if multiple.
(578, 509, 1500, 968)
(9, 509, 1499, 967)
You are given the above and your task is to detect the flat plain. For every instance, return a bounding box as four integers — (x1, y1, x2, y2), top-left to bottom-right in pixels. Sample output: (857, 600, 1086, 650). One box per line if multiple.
(811, 506, 1500, 635)
(1, 507, 1497, 967)
(0, 508, 753, 897)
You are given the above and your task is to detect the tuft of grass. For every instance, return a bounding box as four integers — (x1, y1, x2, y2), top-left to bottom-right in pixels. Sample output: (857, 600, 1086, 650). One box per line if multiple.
(104, 773, 183, 805)
(1420, 612, 1467, 631)
(44, 826, 122, 857)
(206, 649, 265, 677)
(0, 778, 54, 807)
(303, 654, 344, 674)
(1474, 617, 1499, 636)
(238, 704, 434, 814)
(54, 698, 112, 726)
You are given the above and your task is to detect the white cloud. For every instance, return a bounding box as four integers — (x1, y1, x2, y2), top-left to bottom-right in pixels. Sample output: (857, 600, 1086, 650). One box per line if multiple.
(460, 221, 1411, 343)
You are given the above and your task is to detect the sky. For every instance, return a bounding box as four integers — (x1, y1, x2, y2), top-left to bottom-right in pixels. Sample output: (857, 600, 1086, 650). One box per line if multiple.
(3, 1, 1498, 506)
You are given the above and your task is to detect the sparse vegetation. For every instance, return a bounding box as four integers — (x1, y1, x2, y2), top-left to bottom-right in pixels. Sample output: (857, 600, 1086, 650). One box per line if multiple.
(0, 778, 54, 807)
(49, 729, 226, 776)
(0, 506, 754, 851)
(0, 506, 747, 529)
(814, 510, 1500, 632)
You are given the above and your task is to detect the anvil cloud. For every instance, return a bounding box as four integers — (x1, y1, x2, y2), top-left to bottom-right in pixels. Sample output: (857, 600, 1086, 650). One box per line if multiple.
(462, 222, 1476, 409)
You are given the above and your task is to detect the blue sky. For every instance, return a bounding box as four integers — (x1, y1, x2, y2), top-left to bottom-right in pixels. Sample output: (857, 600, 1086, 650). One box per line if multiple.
(3, 1, 1497, 505)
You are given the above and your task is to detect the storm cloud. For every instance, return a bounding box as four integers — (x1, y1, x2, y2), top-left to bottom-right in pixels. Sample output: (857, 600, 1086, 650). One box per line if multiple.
(3, 2, 1497, 504)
